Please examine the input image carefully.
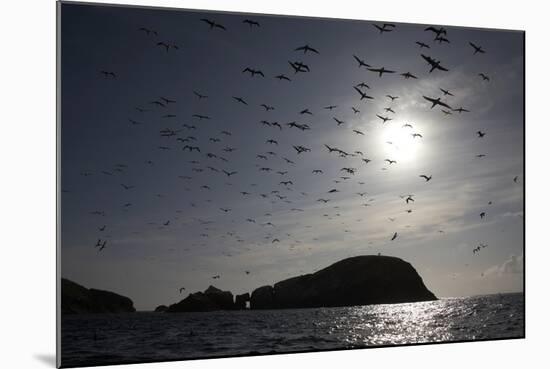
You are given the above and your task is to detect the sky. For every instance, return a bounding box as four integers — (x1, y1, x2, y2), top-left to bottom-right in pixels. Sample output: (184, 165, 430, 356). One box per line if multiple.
(60, 2, 524, 311)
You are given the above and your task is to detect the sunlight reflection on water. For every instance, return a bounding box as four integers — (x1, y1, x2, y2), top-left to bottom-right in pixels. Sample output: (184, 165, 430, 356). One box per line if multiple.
(61, 293, 523, 367)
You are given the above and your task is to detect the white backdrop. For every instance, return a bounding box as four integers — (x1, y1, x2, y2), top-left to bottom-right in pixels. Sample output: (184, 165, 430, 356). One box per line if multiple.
(0, 0, 547, 368)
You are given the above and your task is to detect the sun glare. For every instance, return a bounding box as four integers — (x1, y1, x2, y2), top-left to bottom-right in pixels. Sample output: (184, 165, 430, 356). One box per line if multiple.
(379, 121, 423, 164)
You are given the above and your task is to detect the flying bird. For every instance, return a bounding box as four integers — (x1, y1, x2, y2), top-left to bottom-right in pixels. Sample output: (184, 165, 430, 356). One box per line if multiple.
(354, 87, 374, 100)
(242, 67, 265, 77)
(295, 44, 319, 54)
(479, 73, 490, 81)
(223, 170, 238, 177)
(201, 18, 227, 30)
(425, 26, 447, 37)
(373, 23, 396, 34)
(98, 240, 107, 252)
(243, 19, 260, 27)
(138, 27, 158, 36)
(232, 96, 248, 105)
(419, 174, 432, 181)
(193, 91, 208, 99)
(353, 55, 371, 68)
(333, 117, 344, 126)
(275, 74, 291, 81)
(99, 70, 116, 79)
(156, 42, 178, 52)
(434, 36, 450, 44)
(401, 72, 418, 79)
(367, 67, 396, 77)
(416, 41, 430, 49)
(288, 61, 310, 74)
(469, 42, 486, 54)
(423, 96, 453, 110)
(377, 114, 392, 123)
(421, 54, 449, 72)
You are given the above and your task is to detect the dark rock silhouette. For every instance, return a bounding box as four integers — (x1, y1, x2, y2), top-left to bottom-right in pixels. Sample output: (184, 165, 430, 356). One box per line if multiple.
(154, 305, 168, 312)
(250, 286, 276, 309)
(167, 285, 235, 312)
(250, 255, 436, 309)
(61, 278, 136, 314)
(235, 293, 250, 309)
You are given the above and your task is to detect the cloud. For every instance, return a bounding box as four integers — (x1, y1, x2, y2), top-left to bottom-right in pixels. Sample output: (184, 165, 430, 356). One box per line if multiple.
(485, 254, 524, 276)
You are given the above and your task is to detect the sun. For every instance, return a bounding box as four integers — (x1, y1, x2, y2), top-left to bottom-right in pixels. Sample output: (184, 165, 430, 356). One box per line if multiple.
(379, 122, 423, 164)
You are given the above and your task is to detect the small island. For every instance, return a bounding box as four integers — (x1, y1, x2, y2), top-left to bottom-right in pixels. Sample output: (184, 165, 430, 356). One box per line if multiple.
(61, 278, 136, 314)
(161, 255, 436, 312)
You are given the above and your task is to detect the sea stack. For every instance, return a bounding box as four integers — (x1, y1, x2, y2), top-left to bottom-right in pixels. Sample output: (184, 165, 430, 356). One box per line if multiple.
(250, 255, 436, 309)
(166, 285, 235, 312)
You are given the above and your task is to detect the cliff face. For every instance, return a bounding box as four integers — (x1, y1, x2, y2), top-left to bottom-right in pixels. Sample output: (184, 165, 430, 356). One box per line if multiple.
(61, 278, 136, 314)
(166, 285, 236, 312)
(250, 255, 436, 309)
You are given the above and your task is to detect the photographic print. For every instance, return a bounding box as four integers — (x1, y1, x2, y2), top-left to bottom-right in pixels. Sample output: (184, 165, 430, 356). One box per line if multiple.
(58, 1, 525, 367)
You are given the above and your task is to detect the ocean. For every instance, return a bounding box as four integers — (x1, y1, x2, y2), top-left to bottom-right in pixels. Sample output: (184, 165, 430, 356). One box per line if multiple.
(60, 293, 524, 367)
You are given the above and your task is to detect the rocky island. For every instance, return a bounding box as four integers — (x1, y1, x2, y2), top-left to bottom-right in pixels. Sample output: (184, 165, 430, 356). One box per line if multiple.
(250, 255, 436, 309)
(161, 255, 436, 312)
(61, 278, 136, 314)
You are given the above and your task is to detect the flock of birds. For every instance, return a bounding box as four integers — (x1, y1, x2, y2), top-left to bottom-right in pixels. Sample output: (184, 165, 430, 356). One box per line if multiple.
(68, 15, 523, 291)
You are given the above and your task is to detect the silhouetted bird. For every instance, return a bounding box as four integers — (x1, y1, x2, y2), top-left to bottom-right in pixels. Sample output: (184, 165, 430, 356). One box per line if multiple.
(99, 70, 116, 79)
(353, 55, 371, 68)
(201, 18, 227, 30)
(401, 72, 418, 79)
(421, 54, 449, 72)
(295, 44, 319, 54)
(367, 67, 396, 77)
(425, 26, 447, 37)
(232, 96, 248, 105)
(416, 41, 430, 49)
(243, 19, 260, 27)
(469, 42, 486, 54)
(479, 73, 490, 81)
(423, 96, 453, 110)
(354, 87, 374, 100)
(275, 74, 291, 81)
(138, 27, 158, 36)
(373, 23, 396, 34)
